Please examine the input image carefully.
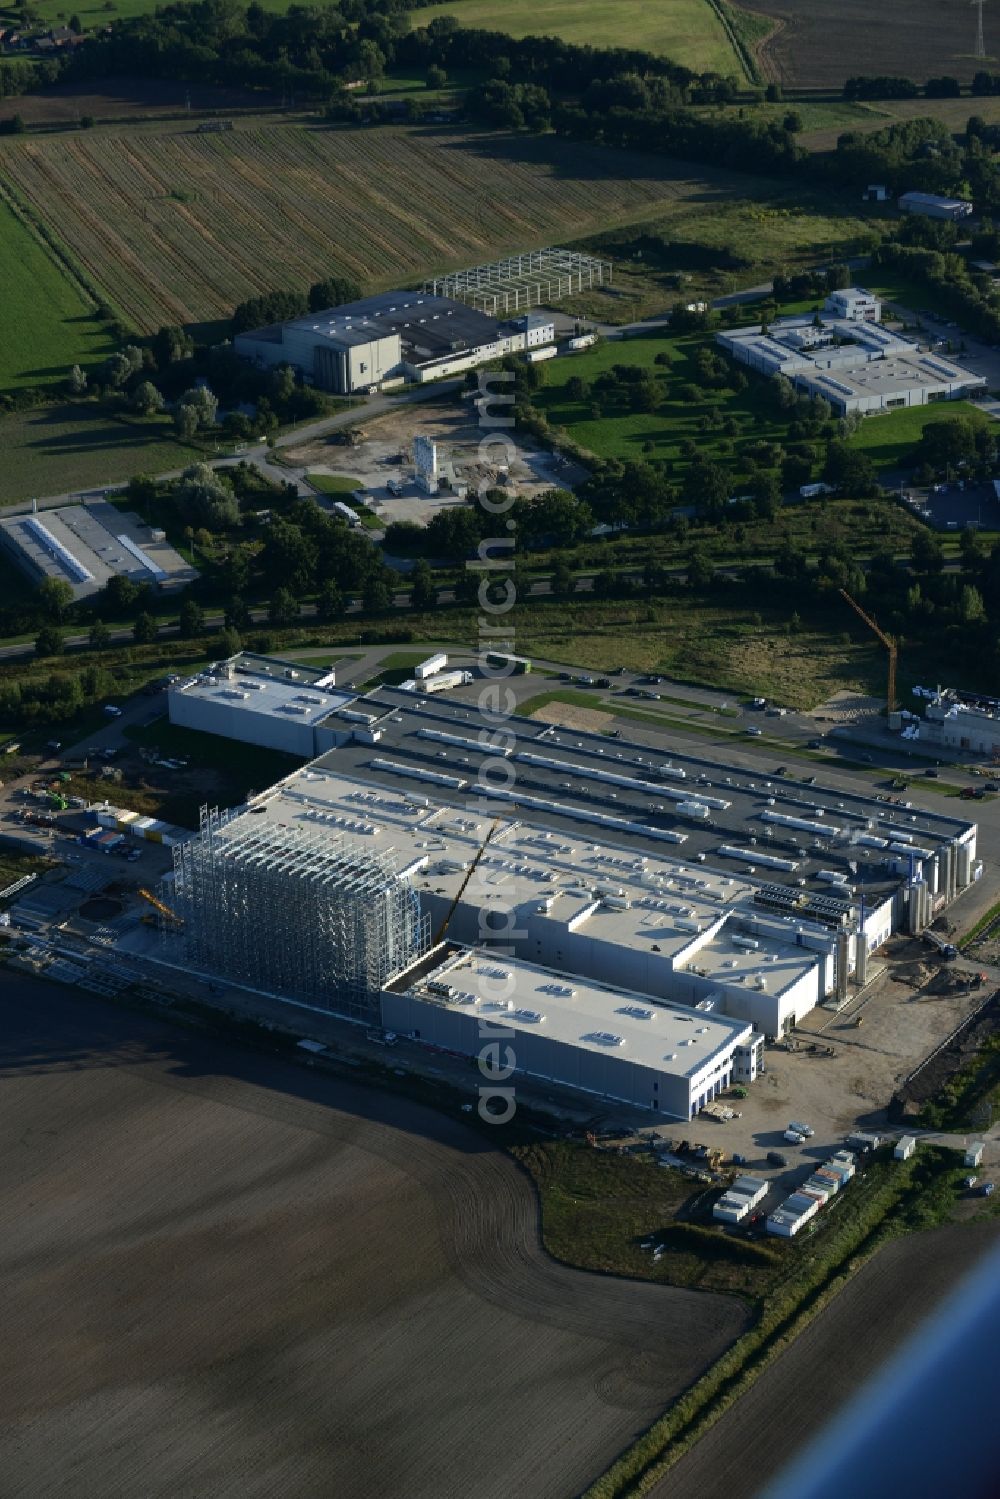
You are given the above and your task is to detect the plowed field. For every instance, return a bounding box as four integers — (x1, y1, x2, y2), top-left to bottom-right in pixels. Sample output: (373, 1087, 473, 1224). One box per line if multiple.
(739, 0, 993, 89)
(0, 976, 750, 1499)
(649, 1217, 1000, 1499)
(0, 122, 756, 334)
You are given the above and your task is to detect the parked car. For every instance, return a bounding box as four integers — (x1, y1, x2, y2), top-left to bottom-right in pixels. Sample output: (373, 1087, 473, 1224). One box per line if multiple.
(747, 726, 762, 737)
(783, 1129, 806, 1145)
(981, 1182, 995, 1197)
(924, 768, 939, 778)
(788, 1121, 815, 1138)
(44, 740, 62, 752)
(103, 704, 122, 718)
(807, 739, 822, 750)
(963, 1175, 978, 1189)
(766, 1151, 788, 1167)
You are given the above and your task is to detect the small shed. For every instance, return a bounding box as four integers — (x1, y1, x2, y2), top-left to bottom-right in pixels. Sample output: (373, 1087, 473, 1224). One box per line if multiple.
(894, 1135, 916, 1160)
(964, 1142, 985, 1168)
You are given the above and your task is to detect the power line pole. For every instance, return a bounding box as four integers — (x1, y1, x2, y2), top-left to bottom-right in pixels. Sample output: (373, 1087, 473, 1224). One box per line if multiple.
(973, 0, 987, 60)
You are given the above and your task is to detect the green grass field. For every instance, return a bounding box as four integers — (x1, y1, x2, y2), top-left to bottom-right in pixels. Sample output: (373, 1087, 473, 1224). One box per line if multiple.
(412, 0, 744, 75)
(534, 328, 790, 469)
(0, 196, 113, 390)
(0, 403, 204, 505)
(847, 401, 987, 470)
(307, 473, 361, 495)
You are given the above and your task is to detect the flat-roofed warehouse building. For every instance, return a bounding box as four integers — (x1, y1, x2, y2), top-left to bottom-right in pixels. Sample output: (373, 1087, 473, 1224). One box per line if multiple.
(0, 499, 196, 602)
(169, 652, 351, 758)
(898, 191, 973, 221)
(233, 290, 547, 393)
(717, 296, 985, 415)
(383, 944, 754, 1120)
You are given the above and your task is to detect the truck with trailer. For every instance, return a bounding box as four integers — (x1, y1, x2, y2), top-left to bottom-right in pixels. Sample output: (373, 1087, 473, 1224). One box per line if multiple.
(567, 333, 597, 351)
(419, 670, 473, 694)
(415, 653, 447, 681)
(483, 651, 532, 674)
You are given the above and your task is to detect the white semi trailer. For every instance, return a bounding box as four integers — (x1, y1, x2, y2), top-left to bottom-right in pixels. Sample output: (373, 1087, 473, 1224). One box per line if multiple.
(415, 653, 448, 680)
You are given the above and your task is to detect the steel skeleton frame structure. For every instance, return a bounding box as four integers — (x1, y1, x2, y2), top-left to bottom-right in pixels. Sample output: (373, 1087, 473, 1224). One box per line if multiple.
(423, 249, 613, 314)
(170, 806, 427, 1019)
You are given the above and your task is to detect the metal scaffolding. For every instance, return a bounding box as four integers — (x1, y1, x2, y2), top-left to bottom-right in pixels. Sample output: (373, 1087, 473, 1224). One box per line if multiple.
(423, 248, 613, 314)
(170, 807, 428, 1020)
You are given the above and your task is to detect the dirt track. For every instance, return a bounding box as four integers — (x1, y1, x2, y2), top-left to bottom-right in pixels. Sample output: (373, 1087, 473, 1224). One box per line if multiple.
(649, 1217, 1000, 1499)
(0, 977, 749, 1499)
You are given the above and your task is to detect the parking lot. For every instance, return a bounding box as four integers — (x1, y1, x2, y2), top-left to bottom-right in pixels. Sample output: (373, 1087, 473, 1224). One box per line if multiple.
(902, 479, 1000, 533)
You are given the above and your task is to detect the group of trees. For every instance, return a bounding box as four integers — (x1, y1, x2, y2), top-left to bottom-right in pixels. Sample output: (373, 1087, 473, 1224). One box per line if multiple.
(844, 71, 1000, 101)
(231, 276, 361, 334)
(65, 310, 342, 435)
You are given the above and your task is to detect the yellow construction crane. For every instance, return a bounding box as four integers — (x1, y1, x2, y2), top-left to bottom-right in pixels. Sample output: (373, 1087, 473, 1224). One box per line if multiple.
(839, 588, 898, 714)
(138, 886, 184, 928)
(432, 817, 501, 947)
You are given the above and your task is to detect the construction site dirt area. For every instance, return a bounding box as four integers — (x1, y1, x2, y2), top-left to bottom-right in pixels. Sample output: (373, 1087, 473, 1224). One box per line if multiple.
(679, 955, 995, 1187)
(0, 976, 750, 1499)
(284, 401, 588, 529)
(527, 700, 617, 734)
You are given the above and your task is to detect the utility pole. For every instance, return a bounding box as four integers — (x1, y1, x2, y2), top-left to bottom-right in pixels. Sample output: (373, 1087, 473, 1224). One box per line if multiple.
(973, 0, 987, 59)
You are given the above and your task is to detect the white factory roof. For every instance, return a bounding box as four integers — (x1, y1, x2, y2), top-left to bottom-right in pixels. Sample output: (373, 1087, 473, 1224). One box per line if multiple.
(718, 312, 984, 405)
(685, 925, 815, 998)
(240, 763, 826, 997)
(255, 763, 748, 925)
(392, 946, 752, 1077)
(174, 661, 351, 726)
(799, 352, 985, 403)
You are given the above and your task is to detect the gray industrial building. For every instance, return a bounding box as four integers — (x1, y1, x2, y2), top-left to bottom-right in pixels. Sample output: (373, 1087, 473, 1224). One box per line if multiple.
(0, 499, 196, 601)
(163, 657, 980, 1054)
(169, 653, 350, 758)
(906, 685, 1000, 757)
(233, 289, 553, 394)
(898, 191, 973, 221)
(717, 294, 985, 415)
